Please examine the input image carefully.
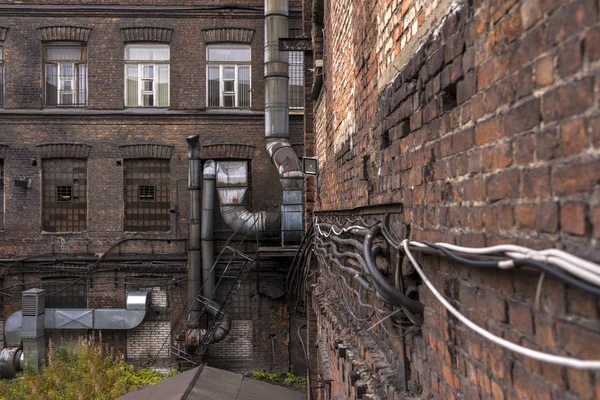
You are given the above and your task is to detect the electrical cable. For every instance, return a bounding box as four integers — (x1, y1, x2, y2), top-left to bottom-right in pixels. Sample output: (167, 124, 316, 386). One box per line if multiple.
(420, 241, 600, 296)
(402, 239, 600, 370)
(364, 226, 425, 315)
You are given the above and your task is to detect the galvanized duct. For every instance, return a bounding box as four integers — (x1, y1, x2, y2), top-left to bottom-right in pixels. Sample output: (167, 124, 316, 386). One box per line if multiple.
(4, 292, 149, 347)
(201, 160, 217, 301)
(187, 135, 202, 329)
(185, 299, 232, 350)
(214, 0, 304, 245)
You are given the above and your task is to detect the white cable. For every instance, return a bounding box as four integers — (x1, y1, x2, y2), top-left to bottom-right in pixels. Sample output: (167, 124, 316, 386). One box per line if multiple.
(429, 242, 600, 276)
(402, 239, 600, 370)
(315, 222, 368, 237)
(411, 241, 600, 286)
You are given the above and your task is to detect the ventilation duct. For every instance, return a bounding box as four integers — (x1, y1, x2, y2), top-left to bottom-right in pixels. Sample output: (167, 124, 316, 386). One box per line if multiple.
(4, 291, 149, 347)
(212, 0, 304, 245)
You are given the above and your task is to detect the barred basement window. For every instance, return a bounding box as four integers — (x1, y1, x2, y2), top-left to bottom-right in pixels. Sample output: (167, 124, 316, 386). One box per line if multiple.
(44, 43, 88, 107)
(216, 279, 253, 320)
(41, 277, 87, 308)
(124, 159, 170, 232)
(42, 158, 87, 232)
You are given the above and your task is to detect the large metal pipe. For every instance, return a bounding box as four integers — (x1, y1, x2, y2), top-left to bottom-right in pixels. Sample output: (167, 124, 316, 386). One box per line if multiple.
(201, 161, 216, 300)
(215, 0, 304, 245)
(187, 135, 202, 329)
(185, 299, 232, 350)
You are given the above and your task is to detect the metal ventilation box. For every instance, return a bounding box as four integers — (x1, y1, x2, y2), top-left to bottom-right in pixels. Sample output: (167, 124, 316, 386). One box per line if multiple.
(21, 289, 45, 338)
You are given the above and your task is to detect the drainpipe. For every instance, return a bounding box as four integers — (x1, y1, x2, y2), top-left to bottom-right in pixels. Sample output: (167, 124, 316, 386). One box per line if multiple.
(201, 160, 216, 301)
(186, 135, 202, 329)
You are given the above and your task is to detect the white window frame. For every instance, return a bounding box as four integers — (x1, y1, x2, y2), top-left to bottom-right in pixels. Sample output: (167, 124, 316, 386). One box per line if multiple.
(44, 44, 88, 107)
(206, 45, 252, 108)
(124, 44, 170, 108)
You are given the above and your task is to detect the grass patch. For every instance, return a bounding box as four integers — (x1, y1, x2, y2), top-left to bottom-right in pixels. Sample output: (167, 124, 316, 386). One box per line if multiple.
(0, 338, 177, 400)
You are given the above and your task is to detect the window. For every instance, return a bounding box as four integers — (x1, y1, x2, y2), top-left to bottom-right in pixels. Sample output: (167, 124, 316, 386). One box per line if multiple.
(42, 158, 87, 232)
(44, 44, 87, 107)
(216, 279, 253, 319)
(207, 45, 251, 108)
(124, 159, 170, 231)
(289, 51, 304, 110)
(41, 277, 87, 308)
(0, 45, 4, 107)
(125, 44, 170, 107)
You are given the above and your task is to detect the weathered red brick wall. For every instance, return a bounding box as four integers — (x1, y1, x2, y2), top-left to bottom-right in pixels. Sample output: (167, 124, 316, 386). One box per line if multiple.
(310, 0, 600, 399)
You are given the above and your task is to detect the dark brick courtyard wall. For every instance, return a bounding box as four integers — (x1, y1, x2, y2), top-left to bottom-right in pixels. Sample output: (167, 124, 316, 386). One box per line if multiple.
(0, 3, 303, 372)
(309, 0, 600, 399)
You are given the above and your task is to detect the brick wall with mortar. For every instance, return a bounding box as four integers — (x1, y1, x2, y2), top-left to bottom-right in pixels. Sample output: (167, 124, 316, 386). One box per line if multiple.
(308, 0, 600, 399)
(0, 3, 303, 371)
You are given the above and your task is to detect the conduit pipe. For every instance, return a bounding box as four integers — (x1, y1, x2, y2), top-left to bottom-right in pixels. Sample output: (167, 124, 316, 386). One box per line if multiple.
(214, 0, 304, 245)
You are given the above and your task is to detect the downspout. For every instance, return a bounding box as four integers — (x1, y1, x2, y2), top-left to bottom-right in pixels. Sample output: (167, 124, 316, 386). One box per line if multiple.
(186, 135, 202, 328)
(215, 0, 304, 245)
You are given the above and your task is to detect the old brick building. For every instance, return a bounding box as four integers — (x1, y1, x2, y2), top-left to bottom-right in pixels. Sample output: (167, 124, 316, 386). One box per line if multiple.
(0, 0, 306, 373)
(298, 0, 600, 399)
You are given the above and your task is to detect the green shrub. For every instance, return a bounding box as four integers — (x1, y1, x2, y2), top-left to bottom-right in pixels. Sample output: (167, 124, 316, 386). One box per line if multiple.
(0, 338, 177, 400)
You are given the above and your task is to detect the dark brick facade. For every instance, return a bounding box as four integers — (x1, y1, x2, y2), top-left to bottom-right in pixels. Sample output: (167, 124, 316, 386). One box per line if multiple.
(306, 0, 600, 399)
(0, 1, 303, 373)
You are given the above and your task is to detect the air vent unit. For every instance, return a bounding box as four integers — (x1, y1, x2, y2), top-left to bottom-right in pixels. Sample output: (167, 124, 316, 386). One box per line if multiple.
(22, 289, 45, 316)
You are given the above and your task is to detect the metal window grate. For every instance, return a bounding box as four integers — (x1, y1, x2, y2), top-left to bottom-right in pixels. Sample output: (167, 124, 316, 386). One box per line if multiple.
(138, 185, 155, 201)
(216, 278, 253, 320)
(289, 51, 305, 110)
(41, 278, 87, 309)
(56, 186, 72, 202)
(42, 158, 87, 232)
(124, 159, 170, 232)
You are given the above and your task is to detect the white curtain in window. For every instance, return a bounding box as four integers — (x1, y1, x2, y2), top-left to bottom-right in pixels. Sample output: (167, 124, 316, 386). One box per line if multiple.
(125, 44, 170, 61)
(46, 47, 82, 61)
(207, 45, 250, 62)
(78, 64, 87, 105)
(45, 64, 58, 105)
(125, 65, 138, 106)
(207, 65, 220, 107)
(238, 66, 251, 108)
(157, 65, 169, 107)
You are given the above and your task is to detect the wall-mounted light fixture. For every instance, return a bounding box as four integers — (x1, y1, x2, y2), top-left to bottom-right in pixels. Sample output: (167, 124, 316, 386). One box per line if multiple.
(302, 157, 318, 176)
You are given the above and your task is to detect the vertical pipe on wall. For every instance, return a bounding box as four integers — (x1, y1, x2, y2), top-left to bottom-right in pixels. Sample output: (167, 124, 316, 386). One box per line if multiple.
(265, 0, 304, 245)
(201, 160, 216, 301)
(186, 135, 202, 329)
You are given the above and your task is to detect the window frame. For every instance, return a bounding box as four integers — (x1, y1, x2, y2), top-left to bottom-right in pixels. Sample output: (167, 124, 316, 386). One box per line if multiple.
(41, 157, 88, 233)
(124, 44, 170, 108)
(43, 42, 88, 107)
(206, 44, 252, 108)
(123, 158, 171, 232)
(41, 277, 88, 309)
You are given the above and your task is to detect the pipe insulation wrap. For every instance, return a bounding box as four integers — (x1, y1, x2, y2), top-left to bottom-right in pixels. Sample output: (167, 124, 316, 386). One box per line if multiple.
(186, 135, 202, 328)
